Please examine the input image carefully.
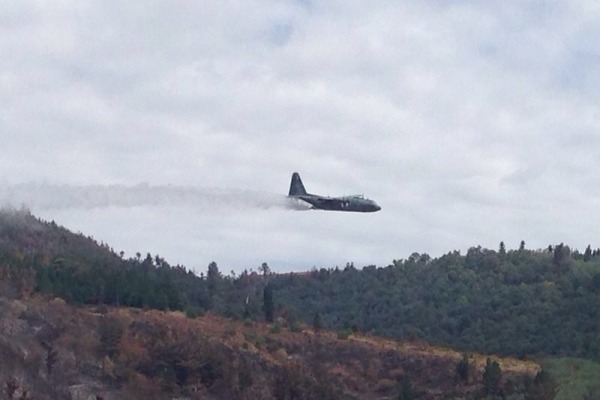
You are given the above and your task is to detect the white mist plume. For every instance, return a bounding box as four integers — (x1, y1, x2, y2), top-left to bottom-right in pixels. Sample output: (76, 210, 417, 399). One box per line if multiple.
(0, 183, 310, 211)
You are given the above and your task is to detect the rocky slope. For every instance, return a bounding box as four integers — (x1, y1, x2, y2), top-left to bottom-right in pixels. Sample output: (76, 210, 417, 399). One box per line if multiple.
(0, 295, 539, 400)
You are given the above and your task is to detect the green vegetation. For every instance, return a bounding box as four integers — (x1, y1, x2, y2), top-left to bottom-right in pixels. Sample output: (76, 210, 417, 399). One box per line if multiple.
(527, 369, 559, 400)
(337, 328, 352, 340)
(482, 358, 502, 397)
(313, 312, 323, 333)
(543, 358, 600, 400)
(6, 209, 600, 399)
(1, 208, 599, 372)
(270, 322, 282, 334)
(398, 376, 416, 400)
(263, 283, 274, 323)
(269, 247, 600, 361)
(456, 353, 471, 383)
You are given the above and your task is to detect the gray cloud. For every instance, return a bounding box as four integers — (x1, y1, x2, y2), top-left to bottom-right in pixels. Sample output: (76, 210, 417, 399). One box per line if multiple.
(1, 1, 599, 272)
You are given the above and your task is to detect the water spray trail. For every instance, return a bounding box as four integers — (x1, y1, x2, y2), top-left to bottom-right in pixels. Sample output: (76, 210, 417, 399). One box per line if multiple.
(0, 183, 309, 211)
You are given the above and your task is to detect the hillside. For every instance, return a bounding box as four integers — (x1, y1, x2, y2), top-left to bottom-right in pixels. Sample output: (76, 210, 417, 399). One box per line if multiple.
(0, 208, 598, 398)
(268, 249, 600, 362)
(3, 209, 598, 363)
(0, 295, 541, 400)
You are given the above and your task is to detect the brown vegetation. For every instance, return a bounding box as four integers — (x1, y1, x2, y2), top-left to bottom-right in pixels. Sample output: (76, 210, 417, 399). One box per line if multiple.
(0, 294, 540, 400)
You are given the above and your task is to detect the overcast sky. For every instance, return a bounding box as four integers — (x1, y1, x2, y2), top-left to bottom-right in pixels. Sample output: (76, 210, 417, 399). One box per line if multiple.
(1, 1, 599, 274)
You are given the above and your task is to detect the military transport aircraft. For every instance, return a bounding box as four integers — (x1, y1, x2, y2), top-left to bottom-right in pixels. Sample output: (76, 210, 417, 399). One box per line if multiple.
(288, 172, 381, 212)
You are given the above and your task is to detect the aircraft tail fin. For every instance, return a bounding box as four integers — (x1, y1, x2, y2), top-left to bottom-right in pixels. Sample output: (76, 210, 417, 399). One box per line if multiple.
(289, 172, 307, 196)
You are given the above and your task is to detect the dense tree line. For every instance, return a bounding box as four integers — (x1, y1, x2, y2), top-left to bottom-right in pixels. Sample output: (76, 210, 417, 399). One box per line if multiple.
(268, 245, 600, 361)
(0, 209, 188, 310)
(1, 209, 599, 364)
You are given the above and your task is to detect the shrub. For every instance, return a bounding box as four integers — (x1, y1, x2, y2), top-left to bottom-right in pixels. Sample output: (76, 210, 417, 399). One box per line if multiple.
(288, 321, 302, 333)
(337, 329, 352, 340)
(374, 378, 396, 392)
(185, 306, 204, 319)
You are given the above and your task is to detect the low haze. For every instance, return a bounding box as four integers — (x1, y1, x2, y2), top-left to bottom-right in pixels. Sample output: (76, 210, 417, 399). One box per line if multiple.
(2, 1, 599, 273)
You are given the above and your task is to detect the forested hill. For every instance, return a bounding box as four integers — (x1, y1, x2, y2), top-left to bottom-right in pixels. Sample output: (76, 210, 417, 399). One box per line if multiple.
(0, 208, 191, 310)
(1, 208, 599, 363)
(269, 247, 600, 361)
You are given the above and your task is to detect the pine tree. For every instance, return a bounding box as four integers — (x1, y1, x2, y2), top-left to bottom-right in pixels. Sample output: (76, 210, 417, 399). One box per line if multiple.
(553, 243, 571, 267)
(526, 369, 557, 400)
(263, 284, 274, 323)
(259, 262, 271, 277)
(456, 353, 470, 383)
(499, 242, 506, 258)
(584, 245, 592, 262)
(207, 261, 222, 310)
(313, 312, 323, 333)
(45, 343, 58, 376)
(398, 376, 416, 400)
(98, 316, 124, 358)
(482, 358, 502, 396)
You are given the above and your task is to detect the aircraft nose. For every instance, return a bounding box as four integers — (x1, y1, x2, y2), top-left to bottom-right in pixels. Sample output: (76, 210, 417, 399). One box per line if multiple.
(373, 204, 381, 212)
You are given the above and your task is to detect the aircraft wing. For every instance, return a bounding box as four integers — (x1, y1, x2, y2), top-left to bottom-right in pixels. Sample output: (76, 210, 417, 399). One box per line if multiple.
(296, 195, 349, 209)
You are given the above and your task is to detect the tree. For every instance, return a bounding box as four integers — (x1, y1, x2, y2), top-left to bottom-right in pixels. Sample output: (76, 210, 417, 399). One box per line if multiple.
(526, 369, 557, 400)
(553, 243, 571, 267)
(583, 386, 600, 400)
(456, 353, 470, 383)
(482, 358, 502, 396)
(584, 245, 592, 262)
(207, 261, 221, 284)
(520, 240, 526, 251)
(259, 262, 271, 277)
(207, 261, 222, 309)
(313, 312, 323, 333)
(263, 284, 274, 323)
(398, 376, 416, 400)
(98, 316, 124, 358)
(4, 377, 18, 399)
(499, 241, 506, 257)
(44, 342, 58, 376)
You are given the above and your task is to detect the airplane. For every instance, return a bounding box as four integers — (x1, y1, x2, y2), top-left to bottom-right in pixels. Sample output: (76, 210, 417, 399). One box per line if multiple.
(288, 172, 381, 212)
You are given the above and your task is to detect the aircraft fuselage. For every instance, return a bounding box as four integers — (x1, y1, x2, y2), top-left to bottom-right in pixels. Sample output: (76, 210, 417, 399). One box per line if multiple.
(294, 194, 381, 212)
(287, 172, 381, 213)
